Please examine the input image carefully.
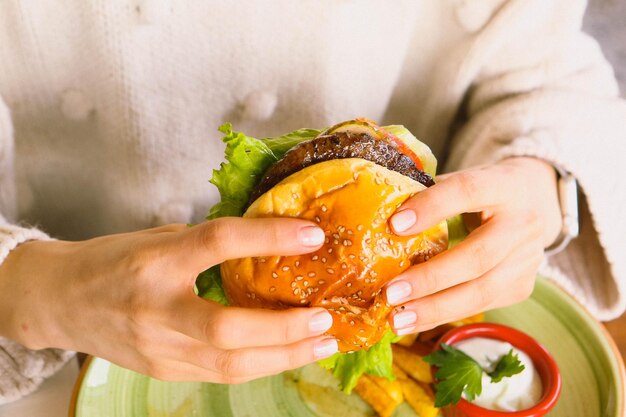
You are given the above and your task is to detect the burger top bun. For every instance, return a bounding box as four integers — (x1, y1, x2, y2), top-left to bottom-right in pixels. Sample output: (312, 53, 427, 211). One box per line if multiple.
(221, 158, 448, 352)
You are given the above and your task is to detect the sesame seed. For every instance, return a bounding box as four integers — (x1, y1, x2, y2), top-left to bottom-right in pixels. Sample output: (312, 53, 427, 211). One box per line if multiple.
(328, 248, 333, 254)
(326, 268, 335, 274)
(235, 273, 240, 280)
(357, 290, 363, 296)
(291, 282, 297, 288)
(360, 256, 367, 262)
(315, 216, 321, 223)
(321, 204, 328, 212)
(349, 254, 356, 259)
(308, 272, 316, 277)
(338, 225, 345, 233)
(295, 261, 300, 267)
(296, 275, 303, 281)
(343, 239, 349, 246)
(375, 178, 382, 185)
(303, 281, 309, 287)
(347, 282, 352, 287)
(347, 229, 353, 235)
(333, 233, 340, 239)
(321, 257, 327, 263)
(282, 266, 290, 272)
(318, 280, 326, 285)
(272, 272, 278, 279)
(313, 287, 319, 292)
(400, 260, 406, 268)
(365, 278, 370, 284)
(341, 263, 347, 269)
(312, 255, 319, 261)
(294, 288, 300, 295)
(359, 329, 365, 333)
(269, 286, 276, 292)
(371, 292, 376, 297)
(353, 173, 359, 180)
(300, 299, 307, 304)
(350, 320, 355, 326)
(333, 239, 339, 245)
(259, 258, 267, 263)
(357, 224, 363, 231)
(369, 270, 377, 277)
(325, 237, 330, 244)
(389, 239, 395, 246)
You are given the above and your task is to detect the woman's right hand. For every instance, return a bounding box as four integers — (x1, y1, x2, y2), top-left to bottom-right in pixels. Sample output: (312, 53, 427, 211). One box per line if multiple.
(0, 218, 337, 383)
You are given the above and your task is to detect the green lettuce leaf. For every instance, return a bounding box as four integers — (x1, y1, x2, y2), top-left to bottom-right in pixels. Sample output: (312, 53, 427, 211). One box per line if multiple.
(206, 123, 278, 220)
(318, 330, 401, 394)
(198, 125, 319, 303)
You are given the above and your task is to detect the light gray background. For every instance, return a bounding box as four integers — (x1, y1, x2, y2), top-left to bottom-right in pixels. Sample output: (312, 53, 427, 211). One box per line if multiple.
(584, 0, 626, 95)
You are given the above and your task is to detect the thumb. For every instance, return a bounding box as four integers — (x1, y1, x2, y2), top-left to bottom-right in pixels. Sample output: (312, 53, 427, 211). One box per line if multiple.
(179, 217, 325, 271)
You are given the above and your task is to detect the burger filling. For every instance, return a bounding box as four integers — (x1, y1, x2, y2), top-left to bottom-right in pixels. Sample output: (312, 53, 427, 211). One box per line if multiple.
(249, 131, 434, 204)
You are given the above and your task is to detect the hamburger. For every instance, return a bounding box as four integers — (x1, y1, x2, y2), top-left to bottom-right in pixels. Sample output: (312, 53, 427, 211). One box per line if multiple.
(198, 118, 448, 391)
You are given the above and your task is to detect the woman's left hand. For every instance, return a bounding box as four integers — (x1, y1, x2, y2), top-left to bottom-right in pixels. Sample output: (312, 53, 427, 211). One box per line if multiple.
(384, 157, 563, 335)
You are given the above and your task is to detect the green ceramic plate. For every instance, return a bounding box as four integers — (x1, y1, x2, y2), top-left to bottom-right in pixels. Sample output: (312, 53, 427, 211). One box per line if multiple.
(70, 279, 625, 417)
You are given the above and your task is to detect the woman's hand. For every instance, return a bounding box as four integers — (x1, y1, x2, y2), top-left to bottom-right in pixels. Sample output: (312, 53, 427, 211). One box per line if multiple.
(384, 157, 562, 335)
(0, 218, 337, 383)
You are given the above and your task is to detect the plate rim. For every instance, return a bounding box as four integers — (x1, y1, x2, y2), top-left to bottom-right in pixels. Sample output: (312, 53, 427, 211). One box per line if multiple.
(68, 279, 626, 417)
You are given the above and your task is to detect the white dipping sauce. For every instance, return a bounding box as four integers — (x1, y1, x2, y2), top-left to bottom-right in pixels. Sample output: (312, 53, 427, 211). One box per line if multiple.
(454, 337, 543, 412)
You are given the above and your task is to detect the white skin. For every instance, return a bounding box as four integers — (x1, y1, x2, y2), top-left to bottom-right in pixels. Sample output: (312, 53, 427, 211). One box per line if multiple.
(0, 157, 560, 382)
(385, 157, 562, 335)
(0, 217, 338, 383)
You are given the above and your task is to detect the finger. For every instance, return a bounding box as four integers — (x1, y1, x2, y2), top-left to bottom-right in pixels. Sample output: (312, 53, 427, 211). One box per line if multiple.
(168, 296, 334, 349)
(133, 334, 338, 384)
(388, 242, 543, 335)
(384, 215, 519, 305)
(180, 217, 325, 269)
(389, 167, 511, 236)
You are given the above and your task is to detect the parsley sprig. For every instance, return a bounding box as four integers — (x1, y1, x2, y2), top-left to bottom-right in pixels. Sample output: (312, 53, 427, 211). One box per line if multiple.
(423, 343, 525, 407)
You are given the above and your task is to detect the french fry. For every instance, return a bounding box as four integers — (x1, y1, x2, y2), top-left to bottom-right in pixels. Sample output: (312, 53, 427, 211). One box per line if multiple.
(354, 375, 403, 417)
(392, 345, 433, 384)
(393, 365, 438, 417)
(448, 312, 485, 327)
(396, 332, 419, 347)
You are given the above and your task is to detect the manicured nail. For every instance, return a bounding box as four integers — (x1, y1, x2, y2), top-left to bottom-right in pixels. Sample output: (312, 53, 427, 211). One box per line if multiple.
(309, 311, 333, 334)
(299, 226, 325, 246)
(385, 280, 412, 305)
(393, 310, 417, 329)
(314, 338, 339, 359)
(390, 210, 416, 233)
(395, 325, 417, 336)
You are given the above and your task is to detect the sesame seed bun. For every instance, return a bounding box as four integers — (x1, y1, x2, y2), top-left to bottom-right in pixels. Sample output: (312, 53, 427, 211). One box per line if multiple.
(220, 158, 448, 352)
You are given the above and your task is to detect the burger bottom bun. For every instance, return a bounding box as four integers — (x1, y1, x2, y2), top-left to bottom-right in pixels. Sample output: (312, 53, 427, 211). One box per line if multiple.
(221, 158, 448, 352)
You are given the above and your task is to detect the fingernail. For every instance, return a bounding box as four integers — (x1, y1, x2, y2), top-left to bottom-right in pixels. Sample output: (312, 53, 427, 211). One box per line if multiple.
(390, 210, 416, 233)
(395, 325, 417, 336)
(300, 226, 325, 246)
(309, 311, 333, 334)
(393, 310, 417, 329)
(385, 280, 412, 305)
(314, 338, 339, 359)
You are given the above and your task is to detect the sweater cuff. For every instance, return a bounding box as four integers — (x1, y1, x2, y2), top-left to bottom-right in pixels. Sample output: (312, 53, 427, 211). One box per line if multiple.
(0, 337, 75, 405)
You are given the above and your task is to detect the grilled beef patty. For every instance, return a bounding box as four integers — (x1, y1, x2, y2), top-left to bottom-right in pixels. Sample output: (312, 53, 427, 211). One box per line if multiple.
(249, 131, 434, 205)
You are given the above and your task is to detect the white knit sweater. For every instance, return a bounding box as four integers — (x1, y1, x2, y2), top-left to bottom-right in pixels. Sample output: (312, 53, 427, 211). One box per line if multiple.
(1, 0, 625, 403)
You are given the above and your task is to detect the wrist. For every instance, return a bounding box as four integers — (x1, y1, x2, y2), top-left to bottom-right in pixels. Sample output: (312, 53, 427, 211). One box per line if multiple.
(500, 157, 562, 247)
(0, 240, 73, 349)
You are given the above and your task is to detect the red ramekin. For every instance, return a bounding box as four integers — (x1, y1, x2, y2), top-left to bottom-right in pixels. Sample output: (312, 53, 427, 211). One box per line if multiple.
(433, 323, 562, 417)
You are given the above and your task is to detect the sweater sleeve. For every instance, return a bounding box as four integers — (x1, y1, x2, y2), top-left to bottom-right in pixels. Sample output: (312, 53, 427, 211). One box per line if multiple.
(0, 97, 75, 405)
(445, 0, 626, 320)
